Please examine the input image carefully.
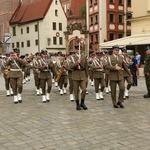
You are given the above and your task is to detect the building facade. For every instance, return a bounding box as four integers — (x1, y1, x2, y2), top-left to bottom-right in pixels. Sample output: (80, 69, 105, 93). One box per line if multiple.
(131, 0, 150, 34)
(87, 0, 132, 51)
(9, 0, 67, 54)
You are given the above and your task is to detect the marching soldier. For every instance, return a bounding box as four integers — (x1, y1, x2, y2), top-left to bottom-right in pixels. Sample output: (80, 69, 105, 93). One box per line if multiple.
(4, 48, 30, 104)
(121, 48, 133, 99)
(87, 53, 95, 86)
(91, 51, 105, 100)
(38, 50, 56, 103)
(143, 46, 150, 98)
(32, 52, 42, 96)
(66, 51, 75, 101)
(24, 53, 32, 82)
(69, 45, 88, 110)
(1, 53, 13, 96)
(55, 53, 68, 95)
(102, 51, 111, 94)
(105, 45, 131, 108)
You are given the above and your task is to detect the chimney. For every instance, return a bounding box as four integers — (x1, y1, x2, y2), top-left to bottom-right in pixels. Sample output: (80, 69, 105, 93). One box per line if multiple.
(18, 0, 22, 5)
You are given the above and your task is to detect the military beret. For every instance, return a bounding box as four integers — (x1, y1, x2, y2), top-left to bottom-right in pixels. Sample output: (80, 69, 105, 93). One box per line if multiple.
(74, 45, 82, 50)
(122, 48, 127, 53)
(112, 45, 119, 50)
(20, 55, 25, 59)
(145, 46, 150, 51)
(5, 53, 10, 57)
(35, 52, 41, 56)
(41, 50, 47, 54)
(13, 48, 20, 53)
(95, 51, 103, 56)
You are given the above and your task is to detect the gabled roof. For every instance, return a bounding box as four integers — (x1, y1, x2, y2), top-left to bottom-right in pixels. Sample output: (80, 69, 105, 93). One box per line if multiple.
(10, 0, 53, 25)
(68, 0, 86, 17)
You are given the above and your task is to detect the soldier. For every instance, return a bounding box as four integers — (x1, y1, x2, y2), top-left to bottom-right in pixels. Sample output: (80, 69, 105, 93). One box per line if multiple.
(66, 51, 75, 101)
(87, 53, 95, 86)
(55, 53, 68, 95)
(91, 51, 105, 100)
(102, 50, 111, 94)
(4, 48, 30, 104)
(24, 53, 32, 82)
(70, 45, 88, 110)
(121, 48, 133, 99)
(32, 52, 42, 96)
(1, 53, 13, 96)
(38, 50, 56, 103)
(105, 45, 131, 108)
(143, 46, 150, 98)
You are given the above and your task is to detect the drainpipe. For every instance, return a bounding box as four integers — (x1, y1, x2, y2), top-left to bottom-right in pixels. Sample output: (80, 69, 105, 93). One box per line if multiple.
(37, 21, 40, 52)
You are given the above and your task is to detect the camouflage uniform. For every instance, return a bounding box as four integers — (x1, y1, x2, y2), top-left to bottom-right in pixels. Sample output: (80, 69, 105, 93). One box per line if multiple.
(143, 49, 150, 98)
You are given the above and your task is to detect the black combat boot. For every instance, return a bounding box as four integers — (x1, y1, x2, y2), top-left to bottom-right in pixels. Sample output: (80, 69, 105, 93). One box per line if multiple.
(76, 100, 81, 110)
(143, 93, 150, 98)
(80, 99, 88, 110)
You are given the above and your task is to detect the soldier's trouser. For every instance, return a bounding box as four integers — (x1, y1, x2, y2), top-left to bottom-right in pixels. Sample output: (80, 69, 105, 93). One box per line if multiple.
(4, 77, 10, 90)
(124, 76, 132, 90)
(94, 78, 105, 93)
(10, 77, 23, 95)
(58, 75, 68, 89)
(69, 78, 73, 94)
(89, 70, 94, 81)
(145, 74, 150, 94)
(40, 78, 52, 95)
(110, 80, 125, 105)
(34, 74, 40, 89)
(105, 74, 109, 87)
(73, 80, 86, 100)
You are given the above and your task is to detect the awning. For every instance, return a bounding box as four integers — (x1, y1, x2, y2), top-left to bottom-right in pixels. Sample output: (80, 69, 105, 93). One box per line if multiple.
(100, 34, 150, 49)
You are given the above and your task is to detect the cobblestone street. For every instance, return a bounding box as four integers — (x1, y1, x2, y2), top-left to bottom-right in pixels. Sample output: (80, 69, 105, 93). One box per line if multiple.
(0, 73, 150, 150)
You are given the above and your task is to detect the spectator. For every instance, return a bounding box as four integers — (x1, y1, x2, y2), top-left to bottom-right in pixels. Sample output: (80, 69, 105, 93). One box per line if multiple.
(135, 52, 141, 78)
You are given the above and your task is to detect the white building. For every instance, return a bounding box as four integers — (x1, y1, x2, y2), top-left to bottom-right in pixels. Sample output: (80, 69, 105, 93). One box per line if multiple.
(9, 0, 67, 55)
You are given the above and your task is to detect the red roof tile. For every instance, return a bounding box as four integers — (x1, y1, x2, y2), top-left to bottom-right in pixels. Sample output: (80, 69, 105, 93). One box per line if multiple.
(69, 0, 86, 17)
(10, 0, 52, 25)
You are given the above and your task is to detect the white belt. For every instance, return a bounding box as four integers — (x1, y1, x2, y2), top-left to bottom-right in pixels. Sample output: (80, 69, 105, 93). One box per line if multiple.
(43, 69, 50, 72)
(10, 69, 22, 71)
(96, 69, 103, 71)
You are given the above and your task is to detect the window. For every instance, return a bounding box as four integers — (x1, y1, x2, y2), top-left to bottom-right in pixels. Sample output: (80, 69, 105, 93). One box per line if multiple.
(90, 16, 93, 25)
(118, 14, 123, 23)
(16, 42, 19, 48)
(119, 0, 123, 5)
(55, 0, 57, 4)
(109, 13, 114, 23)
(53, 37, 57, 45)
(59, 23, 62, 31)
(110, 0, 114, 3)
(27, 40, 30, 47)
(95, 15, 98, 24)
(12, 43, 15, 48)
(59, 37, 63, 45)
(118, 33, 123, 38)
(12, 27, 16, 36)
(53, 22, 56, 30)
(94, 0, 98, 5)
(26, 27, 29, 33)
(109, 33, 114, 41)
(127, 0, 131, 6)
(21, 28, 23, 34)
(35, 24, 38, 32)
(55, 10, 58, 16)
(35, 39, 38, 45)
(95, 34, 98, 43)
(90, 0, 92, 6)
(91, 35, 93, 43)
(21, 42, 24, 47)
